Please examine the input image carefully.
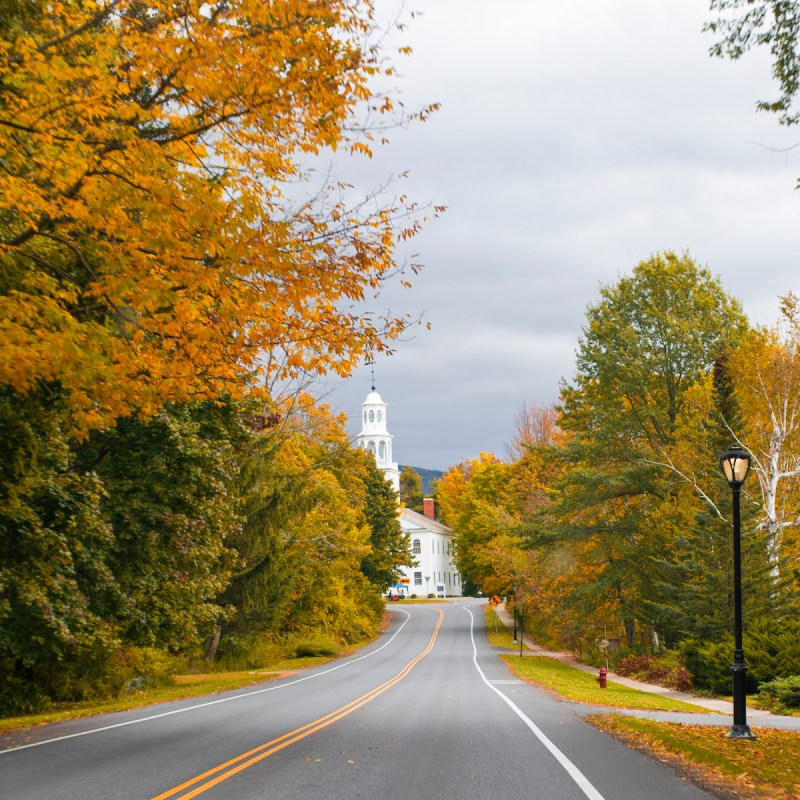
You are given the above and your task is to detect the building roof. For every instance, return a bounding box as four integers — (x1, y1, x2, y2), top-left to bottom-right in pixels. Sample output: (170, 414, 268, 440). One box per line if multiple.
(399, 507, 452, 534)
(363, 391, 384, 405)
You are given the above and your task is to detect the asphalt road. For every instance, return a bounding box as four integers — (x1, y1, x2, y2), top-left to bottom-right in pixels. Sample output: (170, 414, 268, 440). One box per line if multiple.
(1, 600, 717, 800)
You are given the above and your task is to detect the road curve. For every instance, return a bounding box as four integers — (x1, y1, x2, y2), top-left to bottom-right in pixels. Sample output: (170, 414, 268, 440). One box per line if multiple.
(1, 600, 716, 799)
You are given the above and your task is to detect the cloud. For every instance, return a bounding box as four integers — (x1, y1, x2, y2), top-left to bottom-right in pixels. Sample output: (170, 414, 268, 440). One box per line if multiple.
(320, 0, 800, 470)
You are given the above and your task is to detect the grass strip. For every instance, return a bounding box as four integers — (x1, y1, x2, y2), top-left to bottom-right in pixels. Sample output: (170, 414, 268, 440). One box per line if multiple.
(500, 653, 702, 712)
(589, 714, 800, 800)
(0, 658, 331, 734)
(483, 604, 530, 651)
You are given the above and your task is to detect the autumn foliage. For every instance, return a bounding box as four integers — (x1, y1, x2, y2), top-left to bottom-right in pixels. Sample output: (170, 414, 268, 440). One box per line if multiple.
(1, 1, 430, 713)
(445, 254, 800, 686)
(1, 0, 434, 434)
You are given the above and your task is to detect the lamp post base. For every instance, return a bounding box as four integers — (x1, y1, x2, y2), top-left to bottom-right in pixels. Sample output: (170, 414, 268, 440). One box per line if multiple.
(726, 724, 756, 741)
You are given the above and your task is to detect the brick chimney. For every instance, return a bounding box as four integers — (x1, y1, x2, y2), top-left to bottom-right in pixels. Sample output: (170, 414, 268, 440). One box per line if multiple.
(422, 497, 435, 519)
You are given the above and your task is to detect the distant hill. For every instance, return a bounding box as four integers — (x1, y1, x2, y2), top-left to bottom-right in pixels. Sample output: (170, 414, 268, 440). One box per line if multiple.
(399, 465, 444, 496)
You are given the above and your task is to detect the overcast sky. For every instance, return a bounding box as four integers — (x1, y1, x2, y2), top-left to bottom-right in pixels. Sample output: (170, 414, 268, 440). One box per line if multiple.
(318, 0, 800, 472)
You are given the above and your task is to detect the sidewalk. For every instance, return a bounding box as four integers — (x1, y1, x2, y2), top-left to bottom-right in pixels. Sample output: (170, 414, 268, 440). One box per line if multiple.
(493, 603, 800, 730)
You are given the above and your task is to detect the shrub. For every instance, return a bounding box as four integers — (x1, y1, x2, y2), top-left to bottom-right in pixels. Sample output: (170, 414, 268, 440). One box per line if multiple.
(615, 653, 692, 692)
(0, 645, 179, 716)
(214, 633, 288, 671)
(680, 638, 736, 694)
(0, 667, 52, 716)
(243, 639, 289, 669)
(213, 633, 254, 670)
(757, 675, 800, 711)
(56, 646, 178, 700)
(292, 636, 340, 658)
(116, 647, 178, 694)
(681, 617, 800, 695)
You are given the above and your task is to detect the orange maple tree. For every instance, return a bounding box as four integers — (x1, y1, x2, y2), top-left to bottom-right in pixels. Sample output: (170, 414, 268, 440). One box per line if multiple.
(1, 0, 436, 434)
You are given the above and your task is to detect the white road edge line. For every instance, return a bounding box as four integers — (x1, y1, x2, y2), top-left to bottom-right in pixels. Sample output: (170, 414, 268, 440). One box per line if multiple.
(0, 609, 413, 755)
(465, 604, 607, 800)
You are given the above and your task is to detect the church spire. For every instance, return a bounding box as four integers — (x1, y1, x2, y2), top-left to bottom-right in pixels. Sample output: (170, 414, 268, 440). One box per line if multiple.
(357, 383, 400, 492)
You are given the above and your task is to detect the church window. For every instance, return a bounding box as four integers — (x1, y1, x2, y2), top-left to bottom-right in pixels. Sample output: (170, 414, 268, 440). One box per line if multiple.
(379, 442, 385, 460)
(414, 572, 422, 586)
(363, 411, 367, 423)
(412, 539, 421, 555)
(377, 410, 382, 421)
(368, 410, 375, 422)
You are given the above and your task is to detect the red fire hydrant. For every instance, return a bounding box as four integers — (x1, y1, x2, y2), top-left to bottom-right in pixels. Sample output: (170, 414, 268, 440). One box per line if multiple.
(596, 667, 607, 689)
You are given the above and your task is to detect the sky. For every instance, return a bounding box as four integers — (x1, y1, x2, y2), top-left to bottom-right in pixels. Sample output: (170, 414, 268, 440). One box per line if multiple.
(318, 0, 800, 472)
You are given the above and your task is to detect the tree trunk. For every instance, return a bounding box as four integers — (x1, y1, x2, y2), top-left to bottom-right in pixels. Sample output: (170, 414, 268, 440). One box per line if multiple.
(616, 583, 636, 648)
(624, 617, 636, 648)
(204, 625, 221, 663)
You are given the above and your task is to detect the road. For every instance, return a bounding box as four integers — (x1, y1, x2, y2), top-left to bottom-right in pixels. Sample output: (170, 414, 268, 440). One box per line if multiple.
(1, 600, 716, 799)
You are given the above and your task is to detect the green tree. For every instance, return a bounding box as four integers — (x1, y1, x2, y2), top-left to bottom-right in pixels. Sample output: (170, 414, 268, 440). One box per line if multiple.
(439, 453, 523, 596)
(551, 251, 749, 647)
(0, 387, 116, 712)
(706, 1, 800, 126)
(359, 453, 411, 592)
(0, 392, 246, 712)
(215, 397, 387, 660)
(399, 465, 424, 513)
(73, 402, 243, 650)
(658, 359, 746, 642)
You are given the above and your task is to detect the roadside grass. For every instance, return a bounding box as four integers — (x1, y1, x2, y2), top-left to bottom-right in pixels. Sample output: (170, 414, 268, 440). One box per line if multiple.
(484, 603, 800, 798)
(589, 715, 800, 800)
(0, 656, 332, 734)
(2, 604, 460, 734)
(500, 654, 702, 713)
(484, 604, 697, 712)
(483, 604, 530, 651)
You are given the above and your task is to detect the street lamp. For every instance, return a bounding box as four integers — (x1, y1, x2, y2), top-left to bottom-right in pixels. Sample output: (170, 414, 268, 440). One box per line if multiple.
(512, 584, 518, 644)
(719, 445, 756, 741)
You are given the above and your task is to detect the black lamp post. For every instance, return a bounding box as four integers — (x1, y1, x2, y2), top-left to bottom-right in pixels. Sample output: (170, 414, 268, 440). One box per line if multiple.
(512, 584, 518, 644)
(719, 445, 756, 741)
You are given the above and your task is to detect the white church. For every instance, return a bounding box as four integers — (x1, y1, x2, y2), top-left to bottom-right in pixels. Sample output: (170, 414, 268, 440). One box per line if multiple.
(357, 388, 463, 598)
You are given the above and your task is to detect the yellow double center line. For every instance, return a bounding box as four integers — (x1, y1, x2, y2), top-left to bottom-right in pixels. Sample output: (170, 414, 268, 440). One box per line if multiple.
(151, 608, 444, 800)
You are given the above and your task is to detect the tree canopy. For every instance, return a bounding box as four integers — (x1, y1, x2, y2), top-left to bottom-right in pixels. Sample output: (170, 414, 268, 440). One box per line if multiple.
(553, 251, 749, 645)
(706, 1, 800, 125)
(0, 1, 432, 713)
(445, 252, 800, 661)
(399, 465, 424, 512)
(1, 0, 437, 435)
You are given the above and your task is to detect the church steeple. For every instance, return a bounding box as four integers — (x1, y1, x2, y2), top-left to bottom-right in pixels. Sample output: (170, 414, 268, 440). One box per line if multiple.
(357, 384, 400, 492)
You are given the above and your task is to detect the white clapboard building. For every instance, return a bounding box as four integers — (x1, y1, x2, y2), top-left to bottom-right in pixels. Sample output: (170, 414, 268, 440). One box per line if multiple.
(357, 387, 463, 597)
